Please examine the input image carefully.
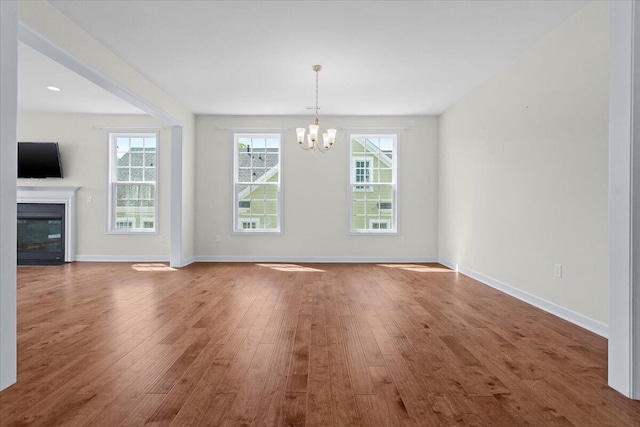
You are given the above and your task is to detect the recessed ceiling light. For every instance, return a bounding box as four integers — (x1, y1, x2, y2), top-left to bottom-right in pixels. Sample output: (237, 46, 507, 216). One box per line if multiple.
(47, 86, 61, 92)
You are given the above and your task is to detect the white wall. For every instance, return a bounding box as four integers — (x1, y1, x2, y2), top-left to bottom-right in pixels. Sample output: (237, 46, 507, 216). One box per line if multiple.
(17, 113, 171, 259)
(195, 115, 438, 261)
(439, 1, 609, 326)
(0, 0, 18, 392)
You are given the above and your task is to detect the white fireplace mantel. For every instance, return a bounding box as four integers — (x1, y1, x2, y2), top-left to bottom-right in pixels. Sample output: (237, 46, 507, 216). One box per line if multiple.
(17, 186, 79, 262)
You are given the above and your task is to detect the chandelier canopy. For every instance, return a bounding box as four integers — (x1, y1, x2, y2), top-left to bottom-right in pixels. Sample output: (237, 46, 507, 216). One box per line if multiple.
(297, 65, 336, 152)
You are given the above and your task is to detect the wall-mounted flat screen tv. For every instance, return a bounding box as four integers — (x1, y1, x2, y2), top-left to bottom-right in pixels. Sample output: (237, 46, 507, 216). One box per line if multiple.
(18, 142, 63, 178)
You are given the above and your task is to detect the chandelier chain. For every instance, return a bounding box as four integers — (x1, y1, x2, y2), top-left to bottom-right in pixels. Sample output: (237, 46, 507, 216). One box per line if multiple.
(315, 67, 320, 119)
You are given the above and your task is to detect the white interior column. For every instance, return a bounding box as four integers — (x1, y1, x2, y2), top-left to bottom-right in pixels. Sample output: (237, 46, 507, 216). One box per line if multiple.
(170, 126, 183, 268)
(609, 0, 640, 399)
(0, 0, 18, 392)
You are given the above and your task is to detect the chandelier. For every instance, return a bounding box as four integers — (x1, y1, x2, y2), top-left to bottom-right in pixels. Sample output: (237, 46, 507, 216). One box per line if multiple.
(297, 65, 337, 152)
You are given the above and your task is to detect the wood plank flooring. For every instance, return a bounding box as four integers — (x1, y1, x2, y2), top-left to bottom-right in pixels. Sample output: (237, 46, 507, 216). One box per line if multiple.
(1, 262, 639, 426)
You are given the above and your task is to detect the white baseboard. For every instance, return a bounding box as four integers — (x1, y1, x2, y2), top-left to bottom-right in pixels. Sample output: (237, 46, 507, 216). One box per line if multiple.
(437, 259, 609, 338)
(194, 255, 438, 263)
(437, 258, 457, 271)
(75, 255, 170, 262)
(181, 256, 195, 267)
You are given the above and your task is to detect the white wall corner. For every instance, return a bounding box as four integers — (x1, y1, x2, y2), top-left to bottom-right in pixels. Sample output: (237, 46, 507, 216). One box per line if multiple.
(437, 258, 456, 271)
(0, 0, 18, 392)
(181, 256, 196, 267)
(608, 0, 640, 400)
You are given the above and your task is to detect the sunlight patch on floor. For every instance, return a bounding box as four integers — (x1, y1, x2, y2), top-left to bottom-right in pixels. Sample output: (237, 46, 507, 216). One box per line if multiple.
(378, 264, 453, 273)
(256, 263, 325, 272)
(132, 263, 177, 272)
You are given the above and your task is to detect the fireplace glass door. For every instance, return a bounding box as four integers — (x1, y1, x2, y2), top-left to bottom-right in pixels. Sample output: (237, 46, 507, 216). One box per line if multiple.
(17, 203, 65, 265)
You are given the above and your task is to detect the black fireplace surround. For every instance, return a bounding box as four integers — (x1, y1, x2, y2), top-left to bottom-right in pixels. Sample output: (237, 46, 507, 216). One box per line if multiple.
(17, 203, 65, 265)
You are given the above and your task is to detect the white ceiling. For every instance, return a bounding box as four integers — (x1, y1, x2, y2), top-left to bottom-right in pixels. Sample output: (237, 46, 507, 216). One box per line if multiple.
(31, 0, 588, 116)
(18, 42, 144, 115)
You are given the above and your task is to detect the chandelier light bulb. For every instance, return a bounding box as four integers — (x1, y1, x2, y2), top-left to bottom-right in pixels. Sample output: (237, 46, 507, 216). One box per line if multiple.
(309, 124, 319, 142)
(327, 128, 337, 145)
(323, 133, 330, 149)
(296, 128, 306, 144)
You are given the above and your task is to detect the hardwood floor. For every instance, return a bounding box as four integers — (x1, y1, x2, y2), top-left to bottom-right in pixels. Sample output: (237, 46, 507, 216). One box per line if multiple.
(1, 262, 639, 426)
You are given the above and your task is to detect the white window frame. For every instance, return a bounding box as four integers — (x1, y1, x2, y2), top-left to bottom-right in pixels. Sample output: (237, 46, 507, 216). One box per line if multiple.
(107, 131, 159, 234)
(348, 133, 398, 234)
(233, 133, 282, 234)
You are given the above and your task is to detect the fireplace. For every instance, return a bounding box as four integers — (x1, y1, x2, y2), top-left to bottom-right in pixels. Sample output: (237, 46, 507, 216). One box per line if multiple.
(17, 203, 65, 265)
(17, 186, 79, 264)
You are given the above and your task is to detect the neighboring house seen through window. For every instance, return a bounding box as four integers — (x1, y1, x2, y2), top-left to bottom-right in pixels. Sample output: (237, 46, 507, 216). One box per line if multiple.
(350, 134, 397, 233)
(233, 133, 282, 233)
(108, 132, 158, 233)
(370, 219, 391, 230)
(354, 159, 373, 191)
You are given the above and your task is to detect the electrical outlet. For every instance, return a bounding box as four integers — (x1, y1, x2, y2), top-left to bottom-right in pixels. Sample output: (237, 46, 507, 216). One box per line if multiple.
(215, 235, 221, 243)
(554, 264, 562, 278)
(87, 196, 93, 203)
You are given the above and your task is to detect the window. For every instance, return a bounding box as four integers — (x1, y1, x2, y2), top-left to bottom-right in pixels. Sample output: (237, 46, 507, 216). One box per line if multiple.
(233, 133, 282, 233)
(108, 132, 158, 233)
(350, 134, 397, 233)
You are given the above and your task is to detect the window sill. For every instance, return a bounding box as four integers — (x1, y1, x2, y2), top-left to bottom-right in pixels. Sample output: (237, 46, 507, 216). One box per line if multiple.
(348, 230, 399, 236)
(107, 230, 158, 235)
(232, 230, 282, 235)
